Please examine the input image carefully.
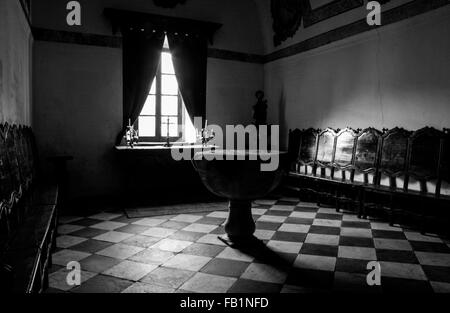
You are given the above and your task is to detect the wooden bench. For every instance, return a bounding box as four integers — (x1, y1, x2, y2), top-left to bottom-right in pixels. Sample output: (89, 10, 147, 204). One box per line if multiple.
(286, 126, 450, 235)
(0, 123, 59, 293)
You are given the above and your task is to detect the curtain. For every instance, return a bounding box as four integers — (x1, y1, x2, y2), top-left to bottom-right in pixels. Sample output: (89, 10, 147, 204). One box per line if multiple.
(167, 33, 208, 128)
(116, 29, 165, 145)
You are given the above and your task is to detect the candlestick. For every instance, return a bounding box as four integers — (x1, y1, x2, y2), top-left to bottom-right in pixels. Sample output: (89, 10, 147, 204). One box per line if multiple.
(124, 118, 139, 148)
(164, 116, 172, 147)
(167, 117, 170, 138)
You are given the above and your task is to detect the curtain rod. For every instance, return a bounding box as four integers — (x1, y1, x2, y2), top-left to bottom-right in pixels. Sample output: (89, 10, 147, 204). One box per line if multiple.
(104, 8, 222, 44)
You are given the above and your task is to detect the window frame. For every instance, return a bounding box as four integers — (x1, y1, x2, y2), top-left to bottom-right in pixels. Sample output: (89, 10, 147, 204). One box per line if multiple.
(136, 46, 184, 143)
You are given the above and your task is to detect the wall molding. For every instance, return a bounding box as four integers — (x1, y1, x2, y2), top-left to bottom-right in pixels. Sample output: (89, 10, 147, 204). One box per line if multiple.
(32, 28, 122, 48)
(32, 27, 264, 63)
(265, 0, 449, 63)
(304, 0, 364, 28)
(208, 48, 264, 64)
(32, 0, 449, 64)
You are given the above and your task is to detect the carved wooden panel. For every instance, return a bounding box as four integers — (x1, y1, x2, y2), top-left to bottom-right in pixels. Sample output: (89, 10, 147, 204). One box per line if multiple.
(5, 125, 21, 189)
(334, 128, 357, 168)
(316, 129, 336, 164)
(299, 128, 318, 163)
(354, 128, 381, 171)
(380, 128, 410, 176)
(17, 126, 30, 182)
(0, 126, 10, 199)
(409, 127, 442, 180)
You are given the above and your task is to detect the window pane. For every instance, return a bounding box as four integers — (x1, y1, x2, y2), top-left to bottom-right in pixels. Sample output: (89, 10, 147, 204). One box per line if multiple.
(161, 96, 178, 116)
(161, 52, 175, 74)
(161, 116, 178, 137)
(162, 74, 178, 95)
(163, 35, 169, 49)
(149, 78, 156, 94)
(141, 95, 156, 115)
(139, 116, 156, 137)
(169, 124, 178, 137)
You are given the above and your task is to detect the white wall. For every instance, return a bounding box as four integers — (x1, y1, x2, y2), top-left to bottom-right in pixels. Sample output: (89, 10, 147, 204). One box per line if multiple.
(0, 0, 32, 125)
(263, 5, 450, 148)
(33, 42, 122, 197)
(207, 58, 263, 128)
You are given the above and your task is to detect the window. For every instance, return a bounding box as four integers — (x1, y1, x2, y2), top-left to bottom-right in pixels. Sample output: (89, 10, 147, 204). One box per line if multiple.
(137, 36, 196, 143)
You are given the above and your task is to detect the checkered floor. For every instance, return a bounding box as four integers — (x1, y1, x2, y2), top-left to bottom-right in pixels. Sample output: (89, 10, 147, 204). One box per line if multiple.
(47, 197, 450, 293)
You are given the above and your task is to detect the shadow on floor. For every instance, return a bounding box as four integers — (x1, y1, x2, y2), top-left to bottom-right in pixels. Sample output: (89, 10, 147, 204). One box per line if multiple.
(230, 237, 293, 270)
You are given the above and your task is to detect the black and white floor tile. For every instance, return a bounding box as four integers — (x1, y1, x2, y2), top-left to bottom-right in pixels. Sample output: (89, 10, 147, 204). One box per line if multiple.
(47, 197, 450, 293)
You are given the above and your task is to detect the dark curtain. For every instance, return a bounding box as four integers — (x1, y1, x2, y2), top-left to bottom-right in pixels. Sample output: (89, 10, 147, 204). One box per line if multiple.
(167, 33, 208, 127)
(116, 29, 165, 145)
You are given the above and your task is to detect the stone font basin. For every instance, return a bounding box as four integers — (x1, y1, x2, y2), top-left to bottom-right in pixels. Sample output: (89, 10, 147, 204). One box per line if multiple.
(192, 150, 287, 246)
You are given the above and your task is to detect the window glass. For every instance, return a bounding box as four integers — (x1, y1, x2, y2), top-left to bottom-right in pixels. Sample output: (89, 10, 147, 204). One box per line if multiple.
(161, 96, 178, 116)
(161, 74, 178, 95)
(161, 52, 175, 75)
(138, 116, 156, 137)
(161, 116, 178, 137)
(149, 79, 156, 94)
(141, 95, 156, 115)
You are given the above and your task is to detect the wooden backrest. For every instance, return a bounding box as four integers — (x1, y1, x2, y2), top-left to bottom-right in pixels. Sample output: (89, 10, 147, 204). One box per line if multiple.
(439, 128, 450, 196)
(23, 127, 37, 180)
(332, 128, 358, 181)
(316, 128, 336, 165)
(18, 126, 34, 188)
(333, 128, 357, 169)
(316, 128, 337, 178)
(298, 128, 319, 165)
(4, 124, 21, 193)
(0, 125, 11, 244)
(286, 124, 450, 199)
(21, 126, 31, 178)
(0, 125, 12, 203)
(13, 126, 27, 187)
(407, 127, 442, 194)
(379, 127, 411, 189)
(354, 128, 382, 184)
(0, 124, 38, 201)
